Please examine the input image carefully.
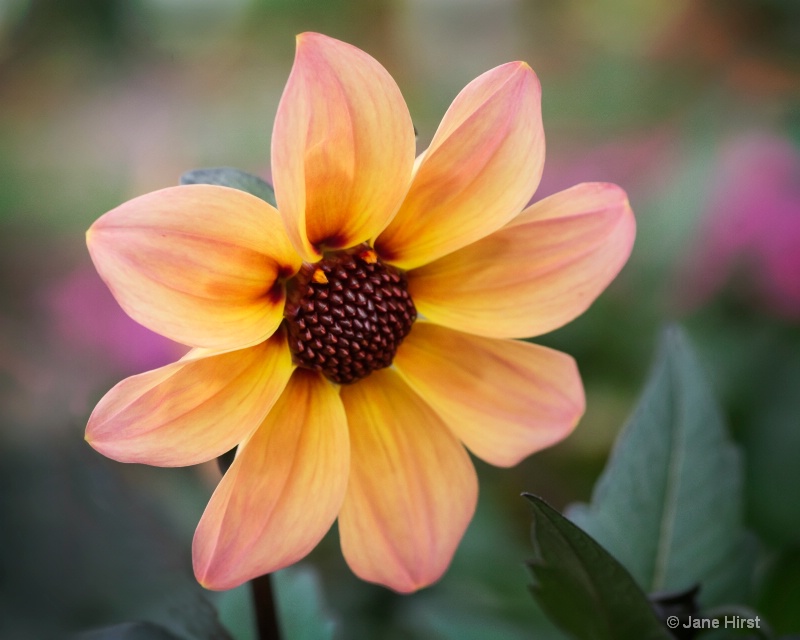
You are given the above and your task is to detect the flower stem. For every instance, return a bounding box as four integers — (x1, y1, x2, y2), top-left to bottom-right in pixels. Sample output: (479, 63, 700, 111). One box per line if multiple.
(218, 450, 280, 639)
(251, 573, 281, 640)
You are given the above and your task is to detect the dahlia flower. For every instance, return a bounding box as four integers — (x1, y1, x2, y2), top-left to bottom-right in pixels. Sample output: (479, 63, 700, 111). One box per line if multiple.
(85, 33, 635, 593)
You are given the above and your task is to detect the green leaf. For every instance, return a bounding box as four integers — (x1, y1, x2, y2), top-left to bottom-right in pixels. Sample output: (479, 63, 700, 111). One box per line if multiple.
(525, 494, 674, 640)
(568, 326, 754, 607)
(274, 566, 337, 640)
(180, 167, 277, 206)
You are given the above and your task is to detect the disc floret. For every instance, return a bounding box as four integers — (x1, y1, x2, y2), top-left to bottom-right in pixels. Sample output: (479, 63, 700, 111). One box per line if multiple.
(283, 244, 417, 384)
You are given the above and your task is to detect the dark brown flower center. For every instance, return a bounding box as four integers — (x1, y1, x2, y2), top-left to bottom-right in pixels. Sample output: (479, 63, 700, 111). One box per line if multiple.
(283, 244, 416, 384)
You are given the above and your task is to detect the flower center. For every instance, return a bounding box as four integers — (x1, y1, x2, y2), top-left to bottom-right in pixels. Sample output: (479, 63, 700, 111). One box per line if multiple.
(283, 244, 417, 384)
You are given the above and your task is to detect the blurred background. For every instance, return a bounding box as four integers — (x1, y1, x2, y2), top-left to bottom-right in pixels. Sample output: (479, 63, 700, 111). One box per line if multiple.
(1, 0, 799, 638)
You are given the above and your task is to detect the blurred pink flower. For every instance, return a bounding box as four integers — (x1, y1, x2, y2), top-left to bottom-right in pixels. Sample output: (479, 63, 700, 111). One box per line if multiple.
(681, 133, 800, 317)
(44, 266, 186, 373)
(536, 129, 677, 202)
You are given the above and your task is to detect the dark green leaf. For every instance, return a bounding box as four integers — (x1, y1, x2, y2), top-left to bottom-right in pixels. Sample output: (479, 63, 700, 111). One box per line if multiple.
(744, 352, 800, 546)
(525, 494, 674, 640)
(757, 548, 800, 635)
(0, 431, 229, 639)
(568, 326, 754, 607)
(180, 168, 277, 206)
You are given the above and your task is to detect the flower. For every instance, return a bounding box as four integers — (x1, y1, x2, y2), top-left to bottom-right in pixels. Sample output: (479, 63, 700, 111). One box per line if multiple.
(85, 33, 635, 593)
(44, 267, 186, 373)
(679, 133, 800, 318)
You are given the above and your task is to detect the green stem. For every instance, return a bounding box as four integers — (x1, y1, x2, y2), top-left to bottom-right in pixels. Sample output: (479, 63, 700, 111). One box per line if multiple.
(217, 450, 280, 639)
(251, 573, 282, 640)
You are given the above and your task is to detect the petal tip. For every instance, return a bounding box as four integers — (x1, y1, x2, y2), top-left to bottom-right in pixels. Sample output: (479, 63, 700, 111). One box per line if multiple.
(85, 217, 108, 254)
(498, 60, 540, 88)
(295, 31, 318, 47)
(510, 60, 533, 75)
(602, 183, 637, 250)
(296, 31, 323, 41)
(392, 578, 431, 595)
(194, 564, 232, 592)
(353, 564, 443, 594)
(594, 181, 630, 201)
(295, 31, 343, 54)
(193, 566, 221, 592)
(192, 545, 225, 591)
(84, 415, 106, 451)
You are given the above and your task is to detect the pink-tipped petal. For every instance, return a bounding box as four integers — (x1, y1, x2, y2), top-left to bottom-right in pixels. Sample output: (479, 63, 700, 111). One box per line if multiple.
(271, 32, 416, 261)
(375, 62, 544, 270)
(408, 183, 636, 338)
(394, 323, 584, 467)
(86, 331, 295, 466)
(193, 369, 349, 590)
(338, 368, 478, 593)
(87, 185, 301, 350)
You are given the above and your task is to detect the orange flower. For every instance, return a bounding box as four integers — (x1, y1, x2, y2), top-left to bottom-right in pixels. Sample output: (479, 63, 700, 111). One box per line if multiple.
(85, 33, 635, 593)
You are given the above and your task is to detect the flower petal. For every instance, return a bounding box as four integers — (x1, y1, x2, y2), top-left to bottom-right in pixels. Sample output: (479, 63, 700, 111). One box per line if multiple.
(408, 183, 636, 338)
(375, 62, 544, 270)
(338, 368, 477, 593)
(87, 185, 301, 350)
(271, 32, 416, 262)
(86, 331, 295, 466)
(394, 323, 584, 467)
(193, 369, 349, 590)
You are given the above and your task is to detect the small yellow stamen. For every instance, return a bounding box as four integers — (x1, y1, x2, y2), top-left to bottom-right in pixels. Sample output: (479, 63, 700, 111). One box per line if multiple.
(312, 268, 329, 284)
(359, 249, 378, 264)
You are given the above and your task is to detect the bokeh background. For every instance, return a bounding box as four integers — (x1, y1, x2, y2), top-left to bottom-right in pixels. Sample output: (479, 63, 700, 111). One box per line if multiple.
(1, 0, 799, 638)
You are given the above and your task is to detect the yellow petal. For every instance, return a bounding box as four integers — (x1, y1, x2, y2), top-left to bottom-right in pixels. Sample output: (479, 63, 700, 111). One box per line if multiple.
(193, 369, 349, 590)
(85, 331, 295, 466)
(375, 62, 544, 270)
(394, 323, 584, 467)
(271, 32, 416, 262)
(408, 182, 636, 338)
(87, 185, 301, 350)
(338, 368, 477, 593)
